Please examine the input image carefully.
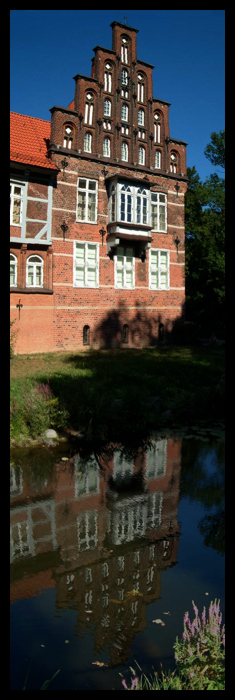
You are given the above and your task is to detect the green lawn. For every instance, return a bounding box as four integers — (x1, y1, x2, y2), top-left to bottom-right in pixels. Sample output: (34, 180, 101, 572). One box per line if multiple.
(10, 345, 225, 444)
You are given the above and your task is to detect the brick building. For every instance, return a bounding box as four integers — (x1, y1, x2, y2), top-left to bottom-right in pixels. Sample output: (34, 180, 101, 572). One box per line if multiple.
(10, 20, 187, 354)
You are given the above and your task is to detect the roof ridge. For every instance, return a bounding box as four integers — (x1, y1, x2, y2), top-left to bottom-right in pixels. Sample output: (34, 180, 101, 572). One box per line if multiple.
(10, 111, 50, 124)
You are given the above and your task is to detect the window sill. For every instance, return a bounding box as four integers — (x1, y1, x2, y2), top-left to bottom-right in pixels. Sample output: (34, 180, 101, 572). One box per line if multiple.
(10, 287, 53, 294)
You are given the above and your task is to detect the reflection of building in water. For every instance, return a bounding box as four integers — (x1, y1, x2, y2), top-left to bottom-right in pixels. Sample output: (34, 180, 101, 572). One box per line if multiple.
(10, 438, 181, 664)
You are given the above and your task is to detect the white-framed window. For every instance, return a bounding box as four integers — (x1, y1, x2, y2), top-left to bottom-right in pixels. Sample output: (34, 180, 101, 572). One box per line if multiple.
(136, 187, 148, 225)
(104, 64, 112, 93)
(149, 249, 169, 290)
(74, 241, 99, 288)
(137, 74, 144, 103)
(103, 136, 111, 157)
(26, 255, 43, 287)
(10, 182, 24, 225)
(63, 124, 74, 149)
(151, 192, 167, 232)
(121, 68, 128, 86)
(138, 109, 145, 126)
(104, 98, 111, 117)
(154, 114, 161, 143)
(84, 95, 94, 125)
(76, 178, 97, 223)
(121, 141, 128, 162)
(170, 152, 178, 173)
(121, 37, 128, 64)
(155, 150, 161, 169)
(115, 246, 135, 289)
(10, 253, 17, 286)
(120, 184, 132, 222)
(84, 132, 92, 153)
(121, 103, 128, 122)
(138, 146, 145, 165)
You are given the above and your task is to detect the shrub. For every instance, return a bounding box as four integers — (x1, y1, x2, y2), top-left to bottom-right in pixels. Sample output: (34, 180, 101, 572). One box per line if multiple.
(10, 380, 69, 441)
(120, 599, 225, 690)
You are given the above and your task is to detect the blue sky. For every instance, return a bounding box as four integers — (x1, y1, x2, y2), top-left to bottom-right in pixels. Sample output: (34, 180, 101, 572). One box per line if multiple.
(10, 10, 225, 182)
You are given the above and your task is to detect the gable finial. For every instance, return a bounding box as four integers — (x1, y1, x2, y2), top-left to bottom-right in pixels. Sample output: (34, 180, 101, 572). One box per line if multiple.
(124, 15, 127, 25)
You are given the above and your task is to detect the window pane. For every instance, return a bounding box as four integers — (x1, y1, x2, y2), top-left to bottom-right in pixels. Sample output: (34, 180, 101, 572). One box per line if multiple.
(77, 192, 86, 219)
(35, 266, 42, 286)
(76, 244, 85, 263)
(27, 266, 34, 285)
(88, 193, 96, 221)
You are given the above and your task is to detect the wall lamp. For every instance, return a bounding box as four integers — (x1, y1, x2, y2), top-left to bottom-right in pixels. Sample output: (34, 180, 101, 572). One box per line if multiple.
(61, 221, 68, 240)
(173, 233, 180, 254)
(175, 182, 180, 197)
(99, 227, 106, 245)
(16, 298, 23, 320)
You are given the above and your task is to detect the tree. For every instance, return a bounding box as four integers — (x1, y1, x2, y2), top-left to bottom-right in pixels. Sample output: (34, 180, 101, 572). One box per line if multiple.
(185, 130, 225, 335)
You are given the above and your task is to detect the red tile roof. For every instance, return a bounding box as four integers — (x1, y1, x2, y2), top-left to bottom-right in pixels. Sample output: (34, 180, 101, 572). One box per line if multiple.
(10, 112, 58, 170)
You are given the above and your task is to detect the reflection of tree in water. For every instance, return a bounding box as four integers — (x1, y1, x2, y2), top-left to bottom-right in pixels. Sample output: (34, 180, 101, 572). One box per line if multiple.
(181, 436, 225, 555)
(199, 508, 225, 556)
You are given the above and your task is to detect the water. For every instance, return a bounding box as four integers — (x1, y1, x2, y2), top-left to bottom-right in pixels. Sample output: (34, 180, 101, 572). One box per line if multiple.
(10, 432, 225, 690)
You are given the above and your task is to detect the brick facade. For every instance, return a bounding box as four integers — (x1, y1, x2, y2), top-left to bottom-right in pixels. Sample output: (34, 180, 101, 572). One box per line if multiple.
(10, 21, 187, 354)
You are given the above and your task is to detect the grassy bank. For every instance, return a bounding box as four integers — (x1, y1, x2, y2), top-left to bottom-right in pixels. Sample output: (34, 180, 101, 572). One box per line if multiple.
(10, 345, 225, 445)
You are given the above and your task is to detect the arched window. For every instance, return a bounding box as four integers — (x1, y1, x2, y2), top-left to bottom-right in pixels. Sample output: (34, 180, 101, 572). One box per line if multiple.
(138, 146, 145, 165)
(121, 36, 128, 64)
(136, 188, 147, 224)
(26, 255, 43, 287)
(63, 124, 74, 149)
(121, 103, 128, 122)
(138, 109, 145, 126)
(170, 152, 178, 173)
(154, 113, 161, 144)
(10, 253, 17, 286)
(122, 324, 129, 343)
(120, 185, 132, 222)
(83, 325, 90, 346)
(155, 150, 161, 169)
(104, 99, 111, 117)
(104, 63, 112, 92)
(137, 74, 144, 103)
(103, 137, 110, 157)
(121, 141, 128, 162)
(84, 94, 94, 125)
(84, 132, 92, 153)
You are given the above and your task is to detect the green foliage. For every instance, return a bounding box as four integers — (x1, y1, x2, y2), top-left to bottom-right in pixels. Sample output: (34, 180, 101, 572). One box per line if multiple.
(10, 379, 69, 441)
(120, 600, 225, 690)
(185, 130, 225, 334)
(174, 599, 225, 690)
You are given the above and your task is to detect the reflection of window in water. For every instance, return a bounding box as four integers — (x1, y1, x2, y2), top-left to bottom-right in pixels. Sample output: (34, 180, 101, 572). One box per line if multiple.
(102, 562, 109, 578)
(146, 440, 167, 479)
(118, 555, 125, 571)
(146, 492, 163, 529)
(74, 457, 99, 498)
(85, 589, 93, 606)
(134, 550, 140, 565)
(77, 510, 98, 551)
(113, 451, 133, 484)
(10, 521, 30, 560)
(10, 465, 23, 496)
(85, 568, 92, 583)
(114, 499, 147, 544)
